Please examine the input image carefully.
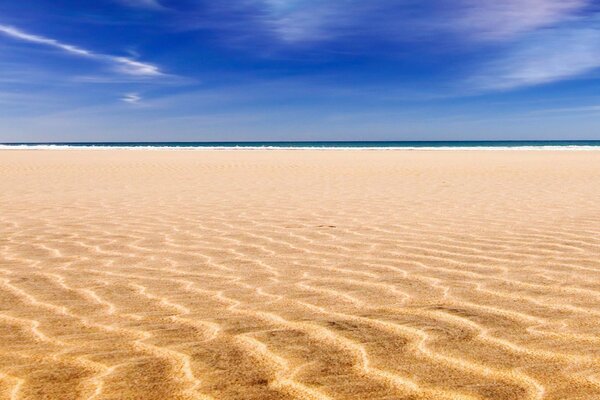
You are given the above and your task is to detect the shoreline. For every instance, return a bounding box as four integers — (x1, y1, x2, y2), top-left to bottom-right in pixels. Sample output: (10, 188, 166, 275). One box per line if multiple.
(2, 145, 600, 151)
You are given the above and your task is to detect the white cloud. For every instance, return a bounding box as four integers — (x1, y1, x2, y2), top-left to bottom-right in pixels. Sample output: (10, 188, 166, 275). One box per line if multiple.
(113, 57, 161, 76)
(455, 0, 589, 40)
(255, 0, 591, 45)
(254, 0, 590, 43)
(455, 1, 600, 91)
(0, 25, 92, 56)
(256, 0, 358, 42)
(0, 24, 162, 76)
(121, 93, 142, 103)
(472, 25, 600, 90)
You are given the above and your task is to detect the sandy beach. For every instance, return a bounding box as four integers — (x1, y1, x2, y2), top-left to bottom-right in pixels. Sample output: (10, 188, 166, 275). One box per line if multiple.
(1, 149, 600, 400)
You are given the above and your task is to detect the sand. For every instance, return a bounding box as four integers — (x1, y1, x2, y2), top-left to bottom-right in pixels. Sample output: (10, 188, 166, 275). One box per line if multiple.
(1, 149, 600, 400)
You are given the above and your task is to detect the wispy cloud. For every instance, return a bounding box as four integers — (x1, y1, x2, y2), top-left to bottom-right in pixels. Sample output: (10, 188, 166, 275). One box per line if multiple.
(453, 0, 589, 40)
(472, 23, 600, 90)
(246, 0, 600, 96)
(121, 93, 142, 103)
(116, 0, 166, 10)
(447, 0, 600, 91)
(257, 0, 346, 42)
(251, 0, 590, 45)
(0, 25, 93, 55)
(0, 24, 162, 76)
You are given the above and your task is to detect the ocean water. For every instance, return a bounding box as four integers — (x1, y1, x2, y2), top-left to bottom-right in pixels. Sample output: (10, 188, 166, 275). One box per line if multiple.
(1, 140, 600, 150)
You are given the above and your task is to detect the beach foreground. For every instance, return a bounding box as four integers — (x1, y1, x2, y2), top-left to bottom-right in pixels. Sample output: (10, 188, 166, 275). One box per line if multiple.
(1, 150, 600, 400)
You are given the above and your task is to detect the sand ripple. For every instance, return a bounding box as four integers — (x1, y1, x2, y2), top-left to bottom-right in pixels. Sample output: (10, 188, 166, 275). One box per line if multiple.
(1, 150, 599, 399)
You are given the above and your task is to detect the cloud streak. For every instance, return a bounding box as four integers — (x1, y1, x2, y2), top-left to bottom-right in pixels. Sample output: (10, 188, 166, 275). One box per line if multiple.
(0, 24, 162, 76)
(257, 0, 348, 42)
(248, 0, 599, 91)
(251, 0, 590, 44)
(472, 22, 600, 90)
(121, 93, 142, 103)
(115, 0, 166, 10)
(453, 0, 589, 40)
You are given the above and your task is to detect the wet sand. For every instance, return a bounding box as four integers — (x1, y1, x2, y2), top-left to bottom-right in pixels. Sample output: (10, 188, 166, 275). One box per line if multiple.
(1, 149, 600, 400)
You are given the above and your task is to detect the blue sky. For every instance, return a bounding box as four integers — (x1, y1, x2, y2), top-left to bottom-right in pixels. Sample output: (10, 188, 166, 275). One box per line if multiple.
(1, 0, 599, 142)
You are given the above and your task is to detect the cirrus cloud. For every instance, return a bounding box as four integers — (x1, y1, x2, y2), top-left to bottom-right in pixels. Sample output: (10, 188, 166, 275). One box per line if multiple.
(0, 24, 162, 76)
(454, 0, 589, 40)
(470, 13, 600, 90)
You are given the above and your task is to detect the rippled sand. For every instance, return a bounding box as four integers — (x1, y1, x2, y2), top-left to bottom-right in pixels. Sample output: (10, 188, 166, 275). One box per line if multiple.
(1, 150, 600, 400)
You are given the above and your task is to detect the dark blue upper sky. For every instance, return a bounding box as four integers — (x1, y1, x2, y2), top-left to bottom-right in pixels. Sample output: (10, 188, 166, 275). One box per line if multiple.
(1, 0, 599, 142)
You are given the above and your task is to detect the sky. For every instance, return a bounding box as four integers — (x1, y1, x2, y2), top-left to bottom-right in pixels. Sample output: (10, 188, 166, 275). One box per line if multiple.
(0, 0, 600, 142)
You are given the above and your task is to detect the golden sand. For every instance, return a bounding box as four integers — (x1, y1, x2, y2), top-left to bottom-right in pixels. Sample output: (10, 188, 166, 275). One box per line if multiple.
(1, 149, 600, 400)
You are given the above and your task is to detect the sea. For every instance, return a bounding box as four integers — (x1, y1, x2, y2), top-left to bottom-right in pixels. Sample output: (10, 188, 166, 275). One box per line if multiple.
(1, 140, 600, 150)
